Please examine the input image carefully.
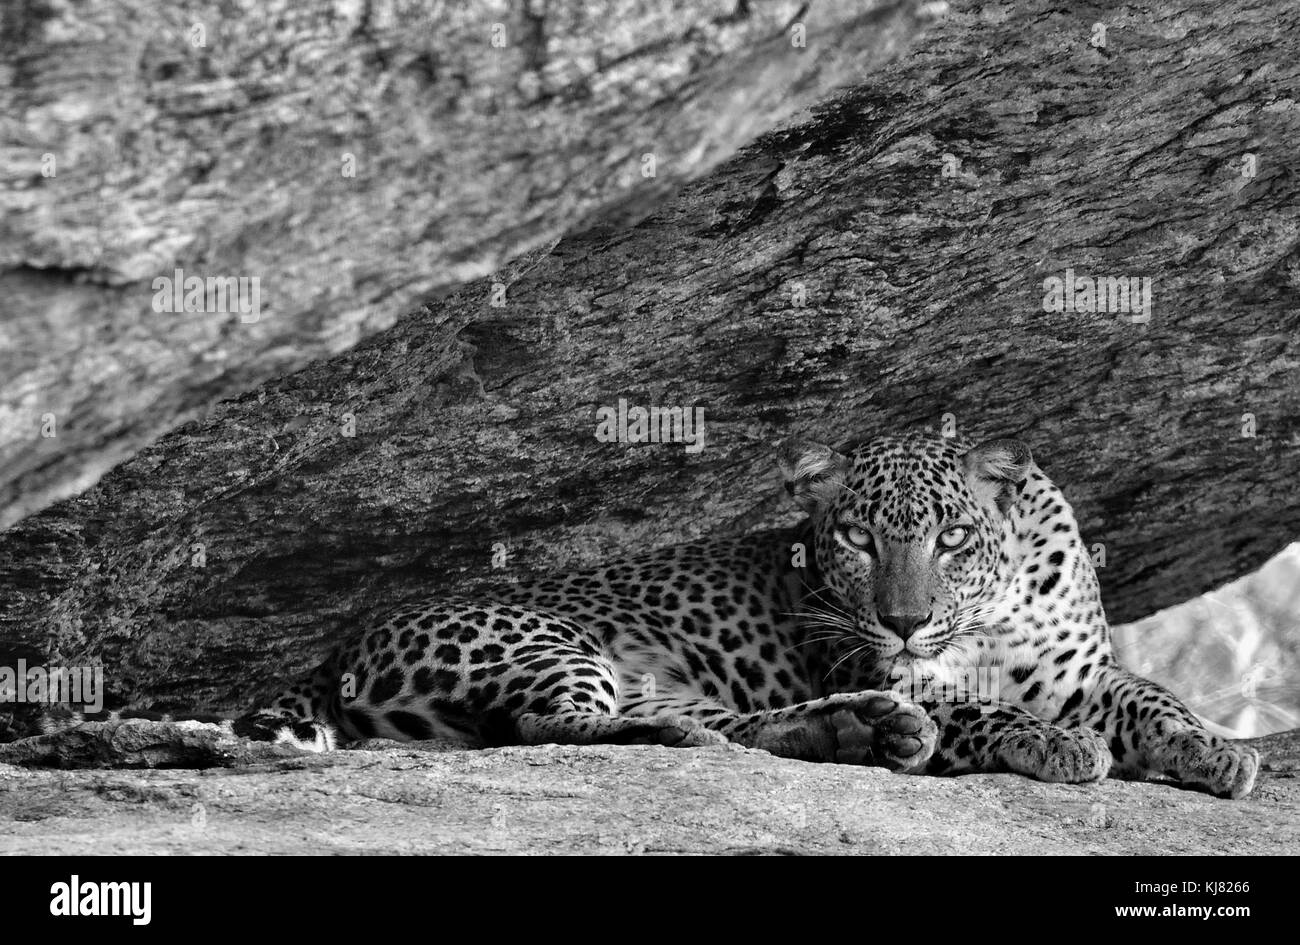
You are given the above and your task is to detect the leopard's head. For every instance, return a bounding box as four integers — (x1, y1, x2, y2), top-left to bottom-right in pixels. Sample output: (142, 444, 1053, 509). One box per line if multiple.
(780, 433, 1030, 669)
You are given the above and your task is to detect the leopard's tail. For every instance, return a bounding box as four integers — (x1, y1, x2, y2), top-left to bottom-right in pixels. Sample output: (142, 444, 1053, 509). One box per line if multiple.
(10, 705, 226, 738)
(12, 661, 342, 754)
(9, 704, 336, 754)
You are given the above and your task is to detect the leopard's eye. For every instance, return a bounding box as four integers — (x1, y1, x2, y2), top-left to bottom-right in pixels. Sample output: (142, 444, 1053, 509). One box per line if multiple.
(937, 525, 969, 551)
(843, 525, 874, 553)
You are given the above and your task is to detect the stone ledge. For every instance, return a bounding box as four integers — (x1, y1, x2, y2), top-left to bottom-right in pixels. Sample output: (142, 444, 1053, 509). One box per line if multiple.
(1, 729, 1294, 855)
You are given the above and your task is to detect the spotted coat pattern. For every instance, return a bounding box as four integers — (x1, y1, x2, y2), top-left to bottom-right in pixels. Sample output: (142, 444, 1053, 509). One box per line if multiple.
(236, 537, 935, 769)
(238, 433, 1257, 798)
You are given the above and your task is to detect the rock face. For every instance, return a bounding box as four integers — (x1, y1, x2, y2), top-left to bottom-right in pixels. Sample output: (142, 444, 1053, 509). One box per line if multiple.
(1, 729, 1295, 855)
(0, 0, 942, 529)
(0, 0, 1295, 853)
(1, 0, 1297, 719)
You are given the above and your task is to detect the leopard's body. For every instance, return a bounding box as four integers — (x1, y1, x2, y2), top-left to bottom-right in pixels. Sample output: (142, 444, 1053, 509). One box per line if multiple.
(241, 536, 927, 765)
(239, 432, 1258, 798)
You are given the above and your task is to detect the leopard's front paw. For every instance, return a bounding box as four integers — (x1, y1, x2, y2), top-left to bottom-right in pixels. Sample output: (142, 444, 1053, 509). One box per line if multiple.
(999, 724, 1112, 783)
(829, 693, 937, 770)
(1163, 731, 1259, 799)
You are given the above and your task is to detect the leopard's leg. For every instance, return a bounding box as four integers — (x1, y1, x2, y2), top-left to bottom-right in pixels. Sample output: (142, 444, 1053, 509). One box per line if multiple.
(459, 622, 727, 748)
(515, 697, 726, 747)
(1062, 667, 1259, 799)
(621, 691, 937, 768)
(920, 701, 1111, 783)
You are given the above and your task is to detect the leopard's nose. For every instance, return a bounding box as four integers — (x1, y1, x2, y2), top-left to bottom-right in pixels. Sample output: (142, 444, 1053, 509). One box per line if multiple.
(878, 611, 932, 641)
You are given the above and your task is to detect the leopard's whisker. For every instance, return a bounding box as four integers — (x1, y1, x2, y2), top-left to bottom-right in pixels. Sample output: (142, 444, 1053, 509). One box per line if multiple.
(789, 632, 850, 647)
(782, 633, 856, 657)
(795, 597, 857, 621)
(781, 608, 853, 625)
(797, 585, 854, 617)
(797, 619, 855, 634)
(792, 613, 856, 632)
(823, 642, 872, 681)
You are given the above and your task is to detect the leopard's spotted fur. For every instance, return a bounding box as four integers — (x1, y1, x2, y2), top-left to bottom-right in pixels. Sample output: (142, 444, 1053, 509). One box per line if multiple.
(238, 537, 934, 769)
(238, 432, 1258, 798)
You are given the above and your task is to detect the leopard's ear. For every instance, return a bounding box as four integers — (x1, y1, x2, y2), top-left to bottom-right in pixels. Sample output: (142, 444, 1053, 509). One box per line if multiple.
(962, 438, 1033, 515)
(778, 438, 849, 513)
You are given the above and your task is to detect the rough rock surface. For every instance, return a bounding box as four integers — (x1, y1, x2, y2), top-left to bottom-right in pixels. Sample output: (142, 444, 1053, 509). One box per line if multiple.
(1, 729, 1295, 855)
(1, 0, 1296, 718)
(2, 0, 1295, 852)
(0, 0, 941, 528)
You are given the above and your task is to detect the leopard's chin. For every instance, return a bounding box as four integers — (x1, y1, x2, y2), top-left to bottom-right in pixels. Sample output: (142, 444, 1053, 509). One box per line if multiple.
(883, 653, 940, 687)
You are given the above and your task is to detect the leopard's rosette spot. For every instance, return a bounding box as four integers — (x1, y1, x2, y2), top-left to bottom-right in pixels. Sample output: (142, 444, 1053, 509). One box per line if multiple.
(225, 433, 1257, 797)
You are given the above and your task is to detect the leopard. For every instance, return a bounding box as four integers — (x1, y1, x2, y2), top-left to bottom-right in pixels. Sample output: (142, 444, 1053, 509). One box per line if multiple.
(235, 431, 1259, 798)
